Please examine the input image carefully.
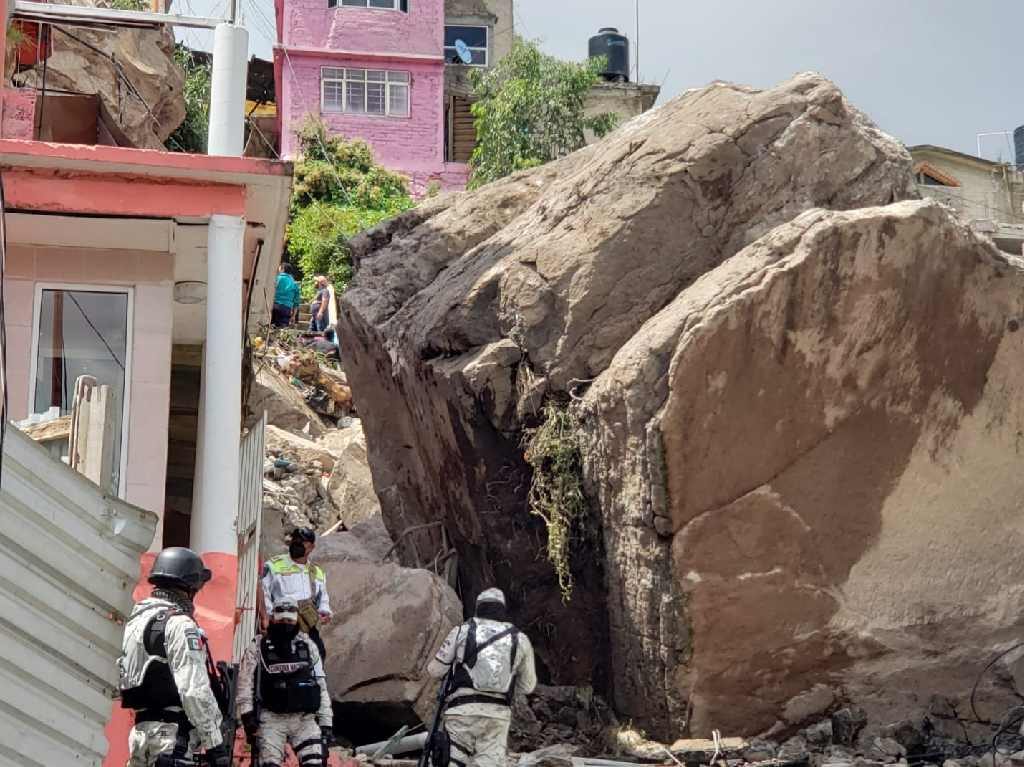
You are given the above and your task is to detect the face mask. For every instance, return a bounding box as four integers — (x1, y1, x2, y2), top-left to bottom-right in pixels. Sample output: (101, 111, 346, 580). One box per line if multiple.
(289, 541, 306, 559)
(269, 622, 299, 643)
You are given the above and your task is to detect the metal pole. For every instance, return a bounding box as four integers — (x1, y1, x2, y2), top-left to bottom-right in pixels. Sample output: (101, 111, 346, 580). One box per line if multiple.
(635, 0, 640, 82)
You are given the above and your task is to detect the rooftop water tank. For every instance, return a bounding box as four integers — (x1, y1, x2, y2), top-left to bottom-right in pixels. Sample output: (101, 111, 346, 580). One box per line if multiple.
(589, 27, 630, 83)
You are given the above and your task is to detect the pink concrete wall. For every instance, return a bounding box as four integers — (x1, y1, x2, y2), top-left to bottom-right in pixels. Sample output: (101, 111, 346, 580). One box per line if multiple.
(1, 88, 37, 140)
(4, 244, 173, 524)
(280, 53, 445, 170)
(279, 0, 442, 56)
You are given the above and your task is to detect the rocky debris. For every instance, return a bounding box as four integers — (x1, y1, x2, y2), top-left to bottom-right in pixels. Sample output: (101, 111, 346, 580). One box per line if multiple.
(261, 466, 337, 558)
(339, 69, 1024, 741)
(516, 744, 579, 767)
(251, 363, 327, 438)
(338, 71, 929, 736)
(17, 8, 185, 148)
(511, 686, 619, 756)
(326, 421, 382, 528)
(258, 343, 354, 425)
(316, 552, 461, 743)
(265, 424, 338, 473)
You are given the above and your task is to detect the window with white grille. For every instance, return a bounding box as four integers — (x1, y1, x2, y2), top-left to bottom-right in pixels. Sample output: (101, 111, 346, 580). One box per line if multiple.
(321, 68, 410, 117)
(328, 0, 405, 9)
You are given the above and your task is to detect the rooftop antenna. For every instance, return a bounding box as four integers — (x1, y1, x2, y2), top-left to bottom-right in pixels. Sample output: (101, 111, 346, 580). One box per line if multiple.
(976, 131, 1011, 160)
(635, 0, 640, 82)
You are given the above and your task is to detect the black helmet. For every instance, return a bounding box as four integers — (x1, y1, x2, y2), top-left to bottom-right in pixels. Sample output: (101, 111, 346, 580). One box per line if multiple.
(148, 547, 212, 592)
(291, 527, 316, 545)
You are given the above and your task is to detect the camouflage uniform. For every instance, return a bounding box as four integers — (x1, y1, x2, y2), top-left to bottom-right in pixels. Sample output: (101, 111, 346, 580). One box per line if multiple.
(237, 631, 333, 767)
(119, 596, 224, 766)
(427, 590, 537, 767)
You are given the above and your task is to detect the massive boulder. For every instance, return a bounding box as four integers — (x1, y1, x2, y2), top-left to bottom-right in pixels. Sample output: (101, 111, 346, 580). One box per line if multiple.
(583, 200, 1024, 734)
(338, 72, 1024, 736)
(17, 10, 185, 149)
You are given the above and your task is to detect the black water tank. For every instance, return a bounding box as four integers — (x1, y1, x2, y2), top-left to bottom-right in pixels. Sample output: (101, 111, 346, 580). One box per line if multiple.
(1015, 125, 1024, 171)
(589, 27, 630, 82)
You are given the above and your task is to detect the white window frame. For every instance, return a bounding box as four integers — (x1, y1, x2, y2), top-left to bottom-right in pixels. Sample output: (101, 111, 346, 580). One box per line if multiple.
(335, 0, 402, 10)
(27, 283, 135, 498)
(444, 24, 489, 67)
(320, 67, 410, 118)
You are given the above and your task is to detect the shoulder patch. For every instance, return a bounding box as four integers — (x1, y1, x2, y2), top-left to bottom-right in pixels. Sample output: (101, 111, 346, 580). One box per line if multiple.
(184, 628, 203, 652)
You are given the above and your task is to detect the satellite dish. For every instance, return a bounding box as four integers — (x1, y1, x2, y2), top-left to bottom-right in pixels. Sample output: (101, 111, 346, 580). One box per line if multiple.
(454, 39, 473, 64)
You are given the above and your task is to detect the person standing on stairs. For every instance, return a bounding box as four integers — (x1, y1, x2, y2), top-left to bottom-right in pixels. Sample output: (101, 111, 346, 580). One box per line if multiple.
(427, 588, 537, 767)
(261, 527, 332, 658)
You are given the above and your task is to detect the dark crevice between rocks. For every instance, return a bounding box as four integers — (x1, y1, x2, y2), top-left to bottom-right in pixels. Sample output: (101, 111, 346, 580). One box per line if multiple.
(331, 700, 423, 748)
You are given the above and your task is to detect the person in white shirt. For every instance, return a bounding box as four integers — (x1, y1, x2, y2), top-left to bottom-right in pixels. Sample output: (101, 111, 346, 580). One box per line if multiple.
(261, 528, 332, 657)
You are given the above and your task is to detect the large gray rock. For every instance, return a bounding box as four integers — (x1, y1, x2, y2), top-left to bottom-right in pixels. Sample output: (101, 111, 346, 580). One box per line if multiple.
(338, 72, 919, 733)
(17, 10, 184, 149)
(317, 557, 461, 720)
(250, 365, 327, 438)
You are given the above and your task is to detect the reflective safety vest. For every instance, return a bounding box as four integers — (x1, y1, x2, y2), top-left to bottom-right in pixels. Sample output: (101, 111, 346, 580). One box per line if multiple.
(266, 556, 326, 582)
(258, 636, 321, 714)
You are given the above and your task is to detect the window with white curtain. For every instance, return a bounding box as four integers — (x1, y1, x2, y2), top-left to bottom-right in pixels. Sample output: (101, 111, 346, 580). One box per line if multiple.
(328, 0, 405, 10)
(321, 68, 410, 117)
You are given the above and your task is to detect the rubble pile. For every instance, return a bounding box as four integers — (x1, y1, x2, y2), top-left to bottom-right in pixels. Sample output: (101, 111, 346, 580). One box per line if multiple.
(337, 70, 1024, 742)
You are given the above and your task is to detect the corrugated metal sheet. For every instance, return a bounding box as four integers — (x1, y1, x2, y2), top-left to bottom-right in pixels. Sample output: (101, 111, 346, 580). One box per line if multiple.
(0, 427, 158, 767)
(232, 413, 265, 663)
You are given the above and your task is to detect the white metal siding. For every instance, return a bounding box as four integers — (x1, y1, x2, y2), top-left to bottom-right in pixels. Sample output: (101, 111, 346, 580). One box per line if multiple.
(0, 427, 158, 767)
(232, 413, 266, 663)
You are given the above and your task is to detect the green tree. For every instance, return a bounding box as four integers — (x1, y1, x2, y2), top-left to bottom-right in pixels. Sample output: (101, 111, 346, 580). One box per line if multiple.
(468, 39, 617, 189)
(167, 45, 211, 154)
(287, 117, 414, 296)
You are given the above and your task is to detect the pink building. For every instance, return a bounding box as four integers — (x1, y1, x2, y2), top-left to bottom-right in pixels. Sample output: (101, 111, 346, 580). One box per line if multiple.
(274, 0, 468, 192)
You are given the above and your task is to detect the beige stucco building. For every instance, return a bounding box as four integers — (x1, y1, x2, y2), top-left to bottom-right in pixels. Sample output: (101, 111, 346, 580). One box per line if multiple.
(910, 144, 1024, 255)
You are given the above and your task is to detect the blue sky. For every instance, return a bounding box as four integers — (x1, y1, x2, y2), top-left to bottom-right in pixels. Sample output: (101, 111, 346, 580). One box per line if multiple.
(184, 0, 1023, 160)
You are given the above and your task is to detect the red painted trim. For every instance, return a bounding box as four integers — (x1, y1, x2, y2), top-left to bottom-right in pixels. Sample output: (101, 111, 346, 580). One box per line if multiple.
(3, 169, 246, 217)
(0, 138, 292, 176)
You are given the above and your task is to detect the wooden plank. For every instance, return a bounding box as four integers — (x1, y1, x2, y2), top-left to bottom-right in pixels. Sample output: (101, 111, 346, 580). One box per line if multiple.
(19, 415, 71, 443)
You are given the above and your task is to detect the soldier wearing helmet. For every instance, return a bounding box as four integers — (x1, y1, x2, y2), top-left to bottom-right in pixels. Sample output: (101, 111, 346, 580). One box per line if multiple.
(117, 547, 229, 766)
(261, 527, 333, 657)
(427, 588, 537, 767)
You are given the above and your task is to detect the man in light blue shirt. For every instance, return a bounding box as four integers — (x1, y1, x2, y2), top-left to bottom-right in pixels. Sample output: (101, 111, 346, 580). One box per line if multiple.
(272, 264, 301, 327)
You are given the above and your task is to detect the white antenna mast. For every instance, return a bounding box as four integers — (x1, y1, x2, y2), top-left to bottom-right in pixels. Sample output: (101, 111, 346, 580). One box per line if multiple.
(635, 0, 640, 82)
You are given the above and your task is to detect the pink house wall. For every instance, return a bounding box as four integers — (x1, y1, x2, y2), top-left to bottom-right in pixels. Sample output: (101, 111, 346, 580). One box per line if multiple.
(4, 244, 173, 527)
(279, 1, 441, 55)
(276, 0, 467, 192)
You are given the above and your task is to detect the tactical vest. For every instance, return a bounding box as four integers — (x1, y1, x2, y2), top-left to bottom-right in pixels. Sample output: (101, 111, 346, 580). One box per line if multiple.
(259, 636, 321, 714)
(119, 608, 184, 711)
(451, 619, 519, 704)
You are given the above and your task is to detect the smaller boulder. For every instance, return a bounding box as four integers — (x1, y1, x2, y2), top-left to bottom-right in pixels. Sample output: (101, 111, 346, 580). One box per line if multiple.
(325, 421, 382, 527)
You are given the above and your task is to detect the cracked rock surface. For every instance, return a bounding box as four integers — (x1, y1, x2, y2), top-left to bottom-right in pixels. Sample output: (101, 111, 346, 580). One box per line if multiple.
(338, 73, 1024, 736)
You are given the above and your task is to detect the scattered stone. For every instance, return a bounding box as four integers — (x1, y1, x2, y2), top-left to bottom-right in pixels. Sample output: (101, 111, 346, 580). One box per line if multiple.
(832, 709, 869, 748)
(516, 744, 579, 767)
(743, 739, 779, 762)
(265, 424, 337, 472)
(250, 364, 326, 438)
(868, 738, 906, 763)
(784, 686, 837, 727)
(780, 736, 810, 761)
(803, 721, 834, 749)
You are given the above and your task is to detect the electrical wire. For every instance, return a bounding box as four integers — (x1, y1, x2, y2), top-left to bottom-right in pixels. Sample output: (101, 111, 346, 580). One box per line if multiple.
(971, 642, 1024, 725)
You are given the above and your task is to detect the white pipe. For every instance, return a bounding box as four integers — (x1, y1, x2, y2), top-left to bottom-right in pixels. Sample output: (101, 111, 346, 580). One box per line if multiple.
(355, 732, 428, 757)
(208, 23, 249, 156)
(191, 213, 244, 554)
